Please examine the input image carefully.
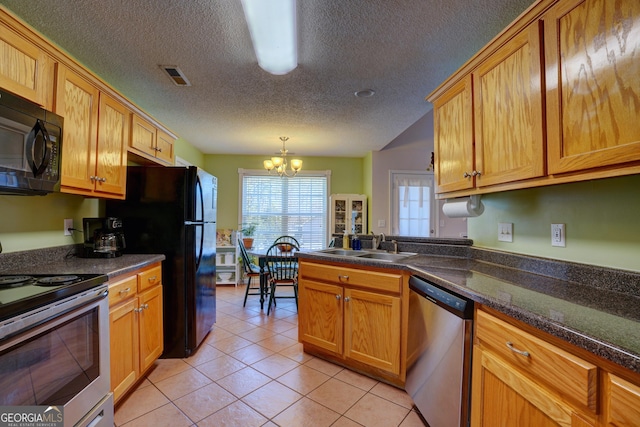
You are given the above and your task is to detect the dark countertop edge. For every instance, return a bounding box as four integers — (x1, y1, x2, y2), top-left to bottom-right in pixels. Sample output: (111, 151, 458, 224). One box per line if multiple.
(297, 251, 640, 374)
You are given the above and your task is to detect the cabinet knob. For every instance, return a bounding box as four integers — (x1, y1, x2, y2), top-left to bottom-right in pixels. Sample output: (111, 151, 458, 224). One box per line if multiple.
(335, 294, 341, 300)
(472, 170, 482, 177)
(463, 172, 471, 178)
(90, 175, 97, 182)
(156, 147, 162, 152)
(344, 297, 351, 302)
(134, 307, 143, 313)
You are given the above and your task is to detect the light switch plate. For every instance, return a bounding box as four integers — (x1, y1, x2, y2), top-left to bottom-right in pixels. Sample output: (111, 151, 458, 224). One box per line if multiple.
(498, 222, 513, 242)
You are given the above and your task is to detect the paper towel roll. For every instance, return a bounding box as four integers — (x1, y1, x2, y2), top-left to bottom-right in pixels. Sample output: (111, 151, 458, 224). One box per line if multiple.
(442, 196, 484, 218)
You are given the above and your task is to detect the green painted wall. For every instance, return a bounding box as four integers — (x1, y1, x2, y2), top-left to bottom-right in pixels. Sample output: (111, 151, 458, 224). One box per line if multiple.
(204, 154, 365, 230)
(174, 138, 204, 167)
(0, 193, 101, 253)
(468, 174, 640, 272)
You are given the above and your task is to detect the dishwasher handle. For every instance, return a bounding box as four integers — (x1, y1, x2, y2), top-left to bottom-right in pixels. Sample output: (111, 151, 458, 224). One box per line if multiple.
(409, 276, 474, 319)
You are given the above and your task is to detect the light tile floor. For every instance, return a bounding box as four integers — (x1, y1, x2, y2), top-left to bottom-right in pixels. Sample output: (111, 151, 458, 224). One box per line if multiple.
(114, 284, 425, 427)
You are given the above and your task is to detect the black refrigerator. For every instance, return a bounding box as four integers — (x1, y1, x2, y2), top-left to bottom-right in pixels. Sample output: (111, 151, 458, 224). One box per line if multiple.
(106, 166, 217, 358)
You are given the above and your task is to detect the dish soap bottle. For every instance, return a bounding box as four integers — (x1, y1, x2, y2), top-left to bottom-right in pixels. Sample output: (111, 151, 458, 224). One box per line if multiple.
(351, 234, 361, 250)
(342, 230, 350, 249)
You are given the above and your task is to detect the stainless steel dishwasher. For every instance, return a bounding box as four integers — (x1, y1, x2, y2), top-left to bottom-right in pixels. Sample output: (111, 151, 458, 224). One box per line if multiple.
(405, 276, 474, 427)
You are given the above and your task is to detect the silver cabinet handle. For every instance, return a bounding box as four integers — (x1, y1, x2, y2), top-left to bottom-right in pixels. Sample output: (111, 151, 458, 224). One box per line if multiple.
(344, 297, 351, 302)
(119, 287, 131, 294)
(472, 170, 482, 177)
(134, 307, 143, 313)
(90, 175, 97, 182)
(506, 341, 530, 357)
(148, 276, 157, 282)
(338, 275, 349, 281)
(463, 172, 471, 178)
(335, 294, 341, 300)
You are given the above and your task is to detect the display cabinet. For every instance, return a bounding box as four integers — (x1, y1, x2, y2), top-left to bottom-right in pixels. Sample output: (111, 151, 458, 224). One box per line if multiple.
(330, 194, 367, 235)
(216, 229, 239, 286)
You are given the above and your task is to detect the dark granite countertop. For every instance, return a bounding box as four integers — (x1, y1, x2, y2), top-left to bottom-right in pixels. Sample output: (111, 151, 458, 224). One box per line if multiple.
(0, 244, 165, 280)
(298, 246, 640, 374)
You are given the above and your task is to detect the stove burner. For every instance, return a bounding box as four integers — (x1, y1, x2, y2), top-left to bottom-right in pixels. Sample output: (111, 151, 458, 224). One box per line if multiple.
(0, 276, 33, 287)
(36, 275, 81, 286)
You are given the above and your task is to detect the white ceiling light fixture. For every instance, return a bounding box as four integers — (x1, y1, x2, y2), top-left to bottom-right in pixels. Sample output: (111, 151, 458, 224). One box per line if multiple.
(264, 136, 302, 177)
(241, 0, 297, 75)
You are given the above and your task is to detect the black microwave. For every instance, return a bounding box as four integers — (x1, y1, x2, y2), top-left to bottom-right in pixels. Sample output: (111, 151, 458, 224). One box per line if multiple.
(0, 88, 63, 195)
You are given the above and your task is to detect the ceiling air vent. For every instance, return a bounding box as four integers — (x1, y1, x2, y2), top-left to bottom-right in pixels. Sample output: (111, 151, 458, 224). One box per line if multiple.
(160, 65, 191, 86)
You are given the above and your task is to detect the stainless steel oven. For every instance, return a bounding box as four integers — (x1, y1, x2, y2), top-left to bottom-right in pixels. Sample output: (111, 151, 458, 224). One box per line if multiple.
(0, 275, 112, 427)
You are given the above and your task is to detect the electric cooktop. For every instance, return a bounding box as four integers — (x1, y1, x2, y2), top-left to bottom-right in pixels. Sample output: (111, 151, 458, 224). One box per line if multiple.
(0, 273, 108, 322)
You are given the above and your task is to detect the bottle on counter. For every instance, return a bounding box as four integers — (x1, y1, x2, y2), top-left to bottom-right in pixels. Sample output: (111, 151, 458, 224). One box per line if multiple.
(351, 235, 361, 250)
(342, 230, 350, 249)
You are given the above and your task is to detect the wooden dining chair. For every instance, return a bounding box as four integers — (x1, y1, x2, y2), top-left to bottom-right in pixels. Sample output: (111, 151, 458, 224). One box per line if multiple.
(264, 242, 299, 315)
(273, 235, 300, 249)
(238, 240, 266, 308)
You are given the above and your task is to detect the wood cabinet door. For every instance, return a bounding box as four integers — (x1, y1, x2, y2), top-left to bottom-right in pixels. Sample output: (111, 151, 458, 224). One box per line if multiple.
(298, 280, 343, 356)
(110, 298, 139, 403)
(95, 93, 128, 198)
(471, 347, 595, 427)
(545, 0, 640, 174)
(0, 22, 54, 109)
(605, 373, 640, 427)
(138, 285, 163, 373)
(156, 129, 175, 165)
(433, 75, 475, 194)
(56, 65, 99, 193)
(344, 288, 401, 375)
(474, 22, 545, 187)
(131, 114, 157, 157)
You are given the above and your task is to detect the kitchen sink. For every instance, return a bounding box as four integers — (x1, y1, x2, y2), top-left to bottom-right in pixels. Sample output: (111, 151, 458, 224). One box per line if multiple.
(356, 252, 416, 262)
(314, 248, 417, 262)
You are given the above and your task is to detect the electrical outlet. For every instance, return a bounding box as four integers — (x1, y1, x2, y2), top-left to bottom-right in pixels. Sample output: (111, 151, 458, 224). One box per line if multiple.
(377, 219, 386, 228)
(551, 223, 565, 247)
(498, 222, 513, 242)
(64, 218, 73, 236)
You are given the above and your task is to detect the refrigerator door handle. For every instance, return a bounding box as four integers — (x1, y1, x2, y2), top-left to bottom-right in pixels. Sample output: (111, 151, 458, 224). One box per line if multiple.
(195, 174, 204, 223)
(195, 223, 204, 271)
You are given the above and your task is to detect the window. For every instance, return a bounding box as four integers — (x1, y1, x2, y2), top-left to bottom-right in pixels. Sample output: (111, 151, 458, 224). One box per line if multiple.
(390, 171, 435, 237)
(239, 170, 330, 250)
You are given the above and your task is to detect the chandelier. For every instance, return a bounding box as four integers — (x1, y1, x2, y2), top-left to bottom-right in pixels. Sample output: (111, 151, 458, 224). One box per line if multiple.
(263, 136, 302, 177)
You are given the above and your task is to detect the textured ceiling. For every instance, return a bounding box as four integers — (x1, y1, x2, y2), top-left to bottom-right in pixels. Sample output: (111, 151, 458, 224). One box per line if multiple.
(1, 0, 535, 157)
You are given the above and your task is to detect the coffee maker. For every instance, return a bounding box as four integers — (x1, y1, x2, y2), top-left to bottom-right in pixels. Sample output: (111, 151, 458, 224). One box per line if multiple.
(81, 217, 126, 258)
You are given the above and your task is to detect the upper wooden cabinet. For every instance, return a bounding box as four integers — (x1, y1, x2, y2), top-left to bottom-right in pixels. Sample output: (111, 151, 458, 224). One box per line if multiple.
(473, 21, 545, 187)
(56, 65, 128, 199)
(430, 0, 640, 197)
(433, 76, 475, 193)
(544, 0, 640, 174)
(0, 19, 55, 109)
(130, 114, 175, 165)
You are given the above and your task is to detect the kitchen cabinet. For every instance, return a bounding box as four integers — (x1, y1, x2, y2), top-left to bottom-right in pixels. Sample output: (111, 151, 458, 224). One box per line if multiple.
(130, 114, 175, 165)
(430, 0, 640, 197)
(471, 309, 598, 426)
(432, 20, 545, 195)
(108, 262, 163, 403)
(605, 373, 640, 427)
(55, 64, 129, 199)
(544, 0, 640, 175)
(330, 194, 367, 235)
(298, 260, 405, 385)
(0, 17, 55, 109)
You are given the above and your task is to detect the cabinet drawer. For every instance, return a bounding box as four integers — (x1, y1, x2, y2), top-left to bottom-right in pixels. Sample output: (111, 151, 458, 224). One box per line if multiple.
(300, 261, 402, 293)
(606, 373, 640, 427)
(138, 264, 162, 292)
(475, 310, 598, 411)
(109, 275, 137, 307)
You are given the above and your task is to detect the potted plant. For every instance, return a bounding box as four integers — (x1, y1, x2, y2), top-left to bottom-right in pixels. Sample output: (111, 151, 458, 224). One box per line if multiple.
(241, 224, 256, 249)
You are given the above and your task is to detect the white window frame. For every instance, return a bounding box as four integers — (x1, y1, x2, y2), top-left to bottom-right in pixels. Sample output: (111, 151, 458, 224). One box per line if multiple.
(389, 170, 436, 237)
(238, 169, 332, 250)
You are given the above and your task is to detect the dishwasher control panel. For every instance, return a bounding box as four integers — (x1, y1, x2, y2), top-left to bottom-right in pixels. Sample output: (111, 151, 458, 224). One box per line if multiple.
(409, 276, 473, 318)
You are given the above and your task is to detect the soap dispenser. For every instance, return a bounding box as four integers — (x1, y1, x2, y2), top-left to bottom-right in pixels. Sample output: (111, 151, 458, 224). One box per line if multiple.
(342, 229, 350, 249)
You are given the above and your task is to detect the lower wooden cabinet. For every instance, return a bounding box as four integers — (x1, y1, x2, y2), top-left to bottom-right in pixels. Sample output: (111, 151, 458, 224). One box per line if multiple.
(109, 262, 163, 403)
(298, 260, 406, 386)
(472, 308, 640, 427)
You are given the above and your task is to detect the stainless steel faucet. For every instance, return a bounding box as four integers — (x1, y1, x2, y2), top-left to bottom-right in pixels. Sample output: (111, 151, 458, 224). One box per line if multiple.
(391, 239, 398, 254)
(370, 232, 386, 250)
